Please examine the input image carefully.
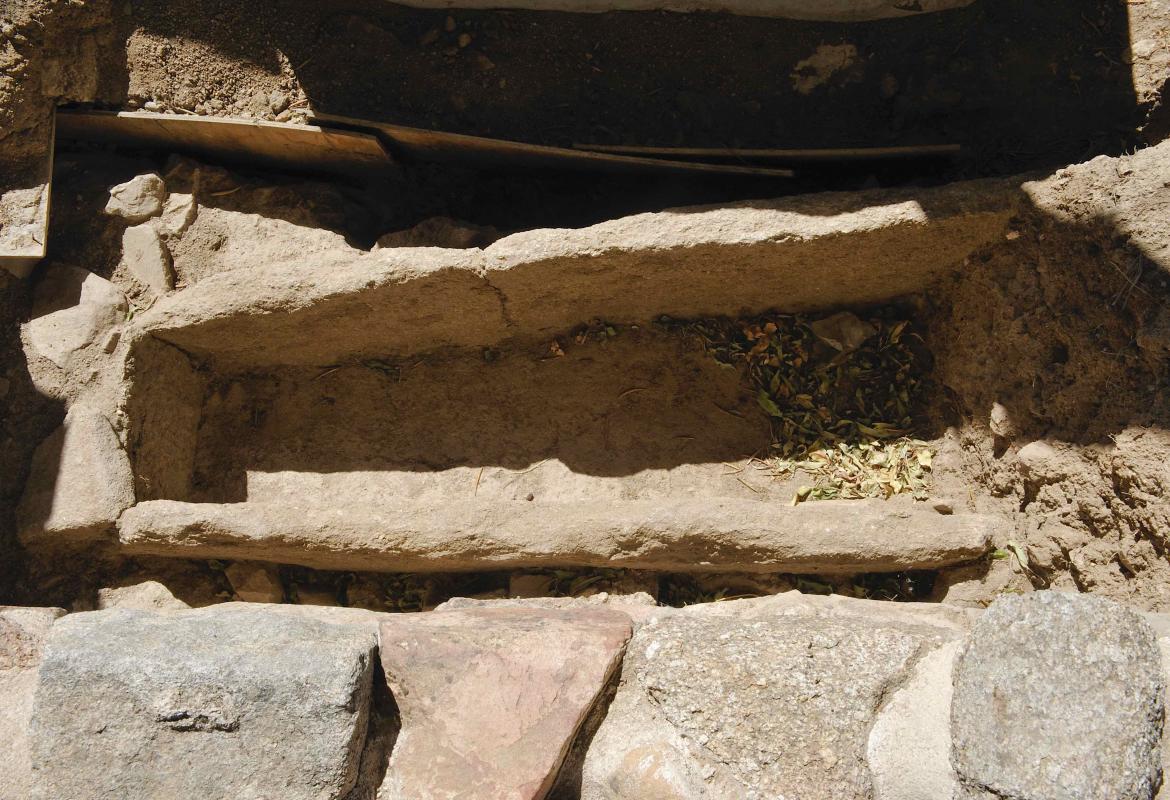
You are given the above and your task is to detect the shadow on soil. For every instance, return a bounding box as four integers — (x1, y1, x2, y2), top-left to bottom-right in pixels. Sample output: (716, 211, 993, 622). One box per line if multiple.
(0, 272, 65, 602)
(66, 0, 1148, 232)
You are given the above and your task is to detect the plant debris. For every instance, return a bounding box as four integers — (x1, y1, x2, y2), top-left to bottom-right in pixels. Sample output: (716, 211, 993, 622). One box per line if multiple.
(673, 310, 934, 503)
(778, 439, 934, 503)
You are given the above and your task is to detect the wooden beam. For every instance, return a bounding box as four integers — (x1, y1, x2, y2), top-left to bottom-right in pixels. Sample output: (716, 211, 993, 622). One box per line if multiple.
(312, 112, 794, 178)
(56, 110, 395, 177)
(380, 0, 975, 22)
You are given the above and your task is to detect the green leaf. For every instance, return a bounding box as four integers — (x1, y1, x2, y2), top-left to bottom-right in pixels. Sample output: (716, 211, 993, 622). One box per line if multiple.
(757, 390, 783, 417)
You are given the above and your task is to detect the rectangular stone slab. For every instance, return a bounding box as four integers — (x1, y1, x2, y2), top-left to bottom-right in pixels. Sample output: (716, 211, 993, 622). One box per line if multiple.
(134, 176, 1019, 369)
(117, 497, 997, 573)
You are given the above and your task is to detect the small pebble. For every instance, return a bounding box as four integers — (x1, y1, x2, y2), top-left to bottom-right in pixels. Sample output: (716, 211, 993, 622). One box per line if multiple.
(143, 100, 161, 112)
(275, 109, 292, 122)
(458, 33, 472, 48)
(269, 90, 289, 114)
(444, 15, 456, 31)
(526, 494, 534, 502)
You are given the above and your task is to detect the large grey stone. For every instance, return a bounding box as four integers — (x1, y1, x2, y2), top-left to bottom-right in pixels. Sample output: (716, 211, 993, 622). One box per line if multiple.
(97, 580, 190, 612)
(582, 596, 958, 800)
(951, 591, 1165, 800)
(225, 561, 285, 603)
(29, 605, 376, 800)
(18, 406, 135, 545)
(104, 173, 166, 223)
(378, 606, 632, 800)
(22, 265, 126, 370)
(0, 607, 65, 800)
(122, 223, 175, 292)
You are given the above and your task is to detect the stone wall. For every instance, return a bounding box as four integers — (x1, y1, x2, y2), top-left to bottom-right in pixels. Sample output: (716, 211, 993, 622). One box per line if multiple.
(3, 590, 1167, 800)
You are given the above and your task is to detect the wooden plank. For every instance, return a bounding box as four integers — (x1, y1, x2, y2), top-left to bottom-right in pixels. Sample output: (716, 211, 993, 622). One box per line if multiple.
(382, 0, 975, 22)
(0, 115, 54, 278)
(572, 142, 963, 162)
(56, 110, 394, 177)
(313, 112, 794, 178)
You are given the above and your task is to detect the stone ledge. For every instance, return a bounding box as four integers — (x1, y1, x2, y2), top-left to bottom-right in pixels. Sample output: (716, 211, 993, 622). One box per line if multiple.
(135, 176, 1019, 369)
(116, 497, 998, 573)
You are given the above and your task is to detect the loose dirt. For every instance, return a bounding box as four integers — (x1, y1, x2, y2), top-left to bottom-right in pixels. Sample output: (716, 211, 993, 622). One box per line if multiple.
(114, 0, 1143, 177)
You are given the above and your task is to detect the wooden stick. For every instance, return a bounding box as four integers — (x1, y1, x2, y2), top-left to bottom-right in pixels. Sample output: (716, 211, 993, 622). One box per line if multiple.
(313, 112, 794, 178)
(571, 142, 962, 162)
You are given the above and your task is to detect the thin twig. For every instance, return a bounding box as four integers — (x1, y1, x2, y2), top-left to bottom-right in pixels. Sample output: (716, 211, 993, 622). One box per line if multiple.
(735, 476, 762, 494)
(501, 459, 550, 490)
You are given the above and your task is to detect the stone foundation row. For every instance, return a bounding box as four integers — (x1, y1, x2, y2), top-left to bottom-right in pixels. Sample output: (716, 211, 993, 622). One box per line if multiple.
(2, 589, 1167, 800)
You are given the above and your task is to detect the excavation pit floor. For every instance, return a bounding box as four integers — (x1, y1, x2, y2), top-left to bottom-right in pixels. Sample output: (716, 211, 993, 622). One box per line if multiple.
(191, 330, 778, 505)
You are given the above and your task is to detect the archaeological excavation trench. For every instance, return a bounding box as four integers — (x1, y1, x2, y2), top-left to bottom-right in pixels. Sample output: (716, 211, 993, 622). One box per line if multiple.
(4, 1, 1170, 798)
(101, 167, 1015, 577)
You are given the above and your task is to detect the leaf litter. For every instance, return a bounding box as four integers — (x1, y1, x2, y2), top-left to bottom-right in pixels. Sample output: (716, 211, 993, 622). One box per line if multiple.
(665, 309, 935, 504)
